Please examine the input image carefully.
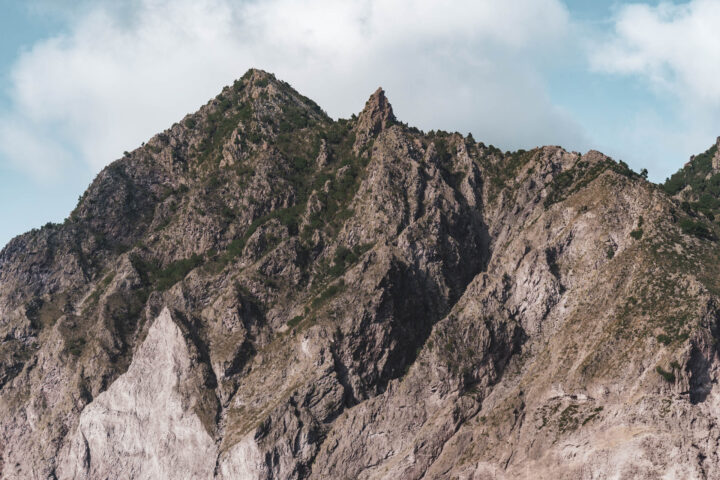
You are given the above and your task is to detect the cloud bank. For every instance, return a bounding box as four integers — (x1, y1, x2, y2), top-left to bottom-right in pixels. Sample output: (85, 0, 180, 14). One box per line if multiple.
(0, 0, 587, 180)
(592, 0, 720, 106)
(591, 0, 720, 176)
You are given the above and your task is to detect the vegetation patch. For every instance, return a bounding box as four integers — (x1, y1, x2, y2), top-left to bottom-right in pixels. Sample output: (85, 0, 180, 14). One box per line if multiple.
(287, 315, 303, 328)
(65, 337, 87, 357)
(630, 229, 644, 240)
(544, 158, 638, 208)
(656, 365, 676, 383)
(131, 253, 204, 291)
(680, 218, 715, 240)
(311, 280, 346, 309)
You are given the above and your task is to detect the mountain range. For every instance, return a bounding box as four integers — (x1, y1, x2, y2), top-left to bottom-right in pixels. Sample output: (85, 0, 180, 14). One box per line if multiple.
(2, 69, 720, 479)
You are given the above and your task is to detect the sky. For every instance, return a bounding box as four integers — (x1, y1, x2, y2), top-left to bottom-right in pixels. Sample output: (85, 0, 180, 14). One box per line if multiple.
(0, 0, 719, 249)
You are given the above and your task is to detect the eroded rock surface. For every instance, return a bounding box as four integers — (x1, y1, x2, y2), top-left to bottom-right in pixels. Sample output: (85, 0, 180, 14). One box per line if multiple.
(57, 308, 216, 479)
(2, 69, 720, 479)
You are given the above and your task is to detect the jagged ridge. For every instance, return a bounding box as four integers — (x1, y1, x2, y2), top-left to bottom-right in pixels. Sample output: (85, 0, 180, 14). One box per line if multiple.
(1, 69, 720, 479)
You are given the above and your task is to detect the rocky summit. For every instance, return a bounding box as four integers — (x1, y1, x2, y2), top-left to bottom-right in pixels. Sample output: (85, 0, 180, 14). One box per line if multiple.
(2, 69, 720, 479)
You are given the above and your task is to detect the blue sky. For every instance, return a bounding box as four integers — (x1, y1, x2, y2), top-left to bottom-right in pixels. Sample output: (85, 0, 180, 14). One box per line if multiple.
(1, 0, 718, 249)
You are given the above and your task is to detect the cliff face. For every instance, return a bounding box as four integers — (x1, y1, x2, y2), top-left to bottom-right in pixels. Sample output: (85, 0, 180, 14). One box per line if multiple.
(2, 69, 720, 479)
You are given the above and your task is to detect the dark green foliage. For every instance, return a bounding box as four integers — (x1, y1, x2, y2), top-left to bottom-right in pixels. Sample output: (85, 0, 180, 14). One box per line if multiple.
(544, 158, 635, 208)
(581, 406, 604, 426)
(656, 365, 676, 383)
(185, 118, 197, 129)
(662, 143, 720, 219)
(558, 404, 580, 433)
(278, 103, 311, 133)
(155, 254, 204, 291)
(287, 315, 303, 328)
(656, 334, 672, 345)
(630, 229, 643, 240)
(223, 204, 305, 263)
(130, 253, 204, 291)
(544, 170, 576, 206)
(606, 245, 615, 259)
(680, 218, 715, 240)
(328, 244, 373, 276)
(195, 90, 252, 166)
(663, 143, 718, 196)
(434, 138, 453, 163)
(66, 337, 86, 356)
(86, 272, 116, 309)
(311, 280, 346, 308)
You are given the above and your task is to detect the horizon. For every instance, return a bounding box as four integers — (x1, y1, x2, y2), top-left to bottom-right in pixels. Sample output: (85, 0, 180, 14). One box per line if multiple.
(1, 0, 719, 248)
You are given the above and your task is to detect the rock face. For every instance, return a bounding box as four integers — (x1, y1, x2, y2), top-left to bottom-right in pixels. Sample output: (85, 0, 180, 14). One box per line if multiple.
(57, 308, 216, 479)
(2, 69, 720, 479)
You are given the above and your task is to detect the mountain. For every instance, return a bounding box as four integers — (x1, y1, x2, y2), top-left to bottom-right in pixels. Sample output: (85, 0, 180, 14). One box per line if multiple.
(2, 69, 720, 479)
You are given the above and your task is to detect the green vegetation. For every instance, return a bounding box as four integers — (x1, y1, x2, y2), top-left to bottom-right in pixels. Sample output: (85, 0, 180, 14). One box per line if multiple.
(223, 205, 305, 263)
(663, 143, 720, 220)
(24, 296, 65, 329)
(544, 158, 638, 208)
(581, 406, 604, 426)
(656, 365, 676, 383)
(663, 143, 719, 196)
(484, 147, 534, 200)
(680, 218, 715, 240)
(84, 272, 116, 311)
(130, 253, 204, 291)
(65, 337, 86, 356)
(328, 244, 373, 276)
(558, 404, 580, 432)
(630, 229, 643, 240)
(194, 85, 253, 167)
(656, 334, 672, 345)
(287, 315, 303, 328)
(311, 280, 346, 308)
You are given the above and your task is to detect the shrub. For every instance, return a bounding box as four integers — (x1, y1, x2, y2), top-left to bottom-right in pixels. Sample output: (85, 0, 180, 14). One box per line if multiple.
(656, 334, 672, 345)
(630, 229, 643, 240)
(680, 218, 715, 240)
(287, 315, 303, 328)
(66, 337, 86, 356)
(311, 280, 346, 308)
(656, 366, 676, 383)
(155, 254, 204, 291)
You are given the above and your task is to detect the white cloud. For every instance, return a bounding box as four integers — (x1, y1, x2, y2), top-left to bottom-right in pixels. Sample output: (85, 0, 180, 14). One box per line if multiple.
(1, 0, 587, 179)
(591, 0, 720, 105)
(589, 0, 720, 180)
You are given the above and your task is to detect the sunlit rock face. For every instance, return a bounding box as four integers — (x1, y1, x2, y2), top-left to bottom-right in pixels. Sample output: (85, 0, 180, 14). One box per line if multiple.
(57, 308, 216, 479)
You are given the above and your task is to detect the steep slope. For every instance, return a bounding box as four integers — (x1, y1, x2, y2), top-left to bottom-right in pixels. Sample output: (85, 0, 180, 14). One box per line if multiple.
(2, 69, 720, 479)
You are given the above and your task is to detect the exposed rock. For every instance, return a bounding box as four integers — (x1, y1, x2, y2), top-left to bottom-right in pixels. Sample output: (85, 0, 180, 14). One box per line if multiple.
(57, 308, 216, 479)
(353, 87, 396, 154)
(2, 69, 720, 479)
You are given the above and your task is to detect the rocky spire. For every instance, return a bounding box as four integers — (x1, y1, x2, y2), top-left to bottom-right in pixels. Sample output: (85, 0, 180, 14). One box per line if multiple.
(353, 88, 396, 153)
(712, 136, 720, 171)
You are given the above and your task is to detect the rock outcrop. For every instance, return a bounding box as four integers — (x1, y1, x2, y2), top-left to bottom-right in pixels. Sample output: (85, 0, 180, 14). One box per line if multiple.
(2, 69, 720, 479)
(57, 308, 216, 479)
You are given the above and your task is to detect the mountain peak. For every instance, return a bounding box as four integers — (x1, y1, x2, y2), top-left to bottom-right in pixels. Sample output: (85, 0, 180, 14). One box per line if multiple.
(353, 87, 395, 152)
(358, 87, 394, 132)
